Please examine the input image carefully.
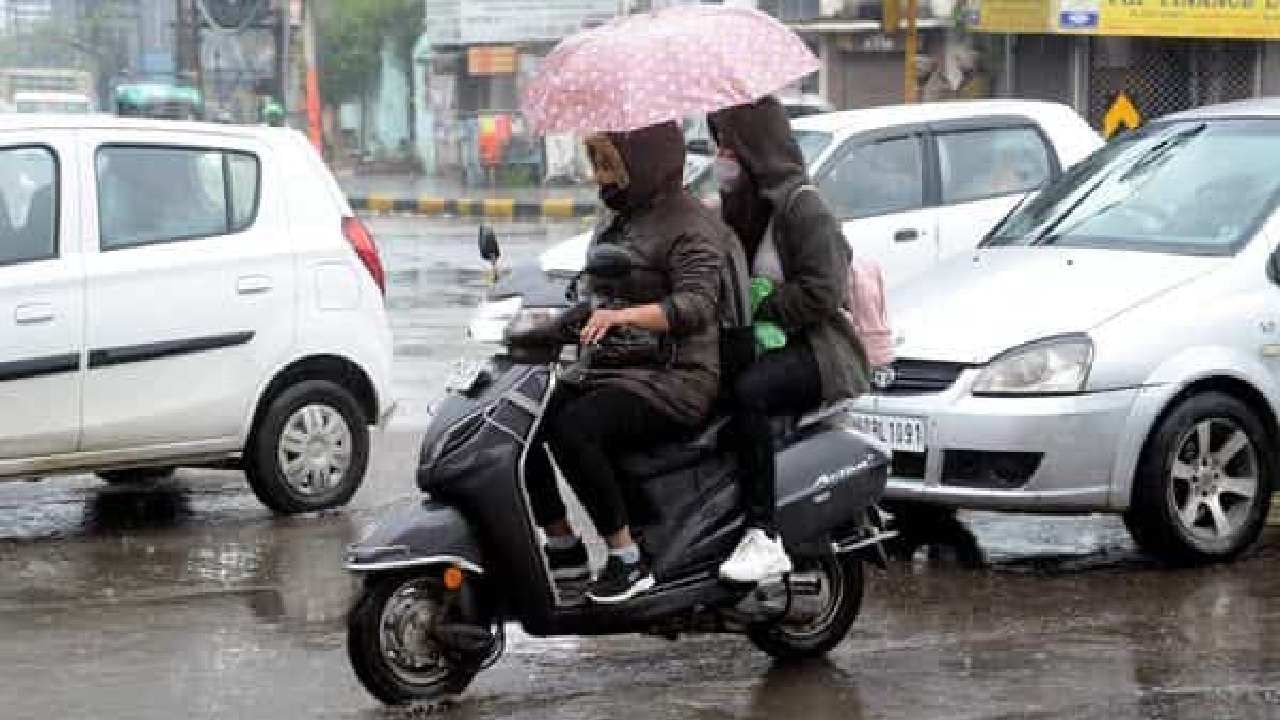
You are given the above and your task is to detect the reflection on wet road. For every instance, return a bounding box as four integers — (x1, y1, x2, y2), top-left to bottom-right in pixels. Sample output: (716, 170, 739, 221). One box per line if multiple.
(1, 218, 1278, 719)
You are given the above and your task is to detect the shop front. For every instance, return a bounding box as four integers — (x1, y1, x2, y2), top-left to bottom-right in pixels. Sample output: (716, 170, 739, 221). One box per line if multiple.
(964, 0, 1279, 131)
(419, 0, 616, 183)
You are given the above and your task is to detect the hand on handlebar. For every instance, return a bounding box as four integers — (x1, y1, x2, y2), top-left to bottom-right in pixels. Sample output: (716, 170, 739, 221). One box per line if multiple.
(581, 308, 626, 346)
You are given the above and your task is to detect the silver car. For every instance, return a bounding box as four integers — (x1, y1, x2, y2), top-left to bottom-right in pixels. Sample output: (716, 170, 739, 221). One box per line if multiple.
(857, 99, 1280, 564)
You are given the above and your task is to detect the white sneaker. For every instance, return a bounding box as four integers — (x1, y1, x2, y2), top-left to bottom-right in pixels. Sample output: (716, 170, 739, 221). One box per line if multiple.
(719, 528, 793, 583)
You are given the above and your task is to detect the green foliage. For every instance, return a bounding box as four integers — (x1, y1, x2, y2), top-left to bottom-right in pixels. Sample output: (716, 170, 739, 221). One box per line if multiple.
(316, 0, 423, 105)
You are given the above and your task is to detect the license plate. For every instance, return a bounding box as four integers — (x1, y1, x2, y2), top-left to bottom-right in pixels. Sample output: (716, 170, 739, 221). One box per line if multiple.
(847, 413, 926, 454)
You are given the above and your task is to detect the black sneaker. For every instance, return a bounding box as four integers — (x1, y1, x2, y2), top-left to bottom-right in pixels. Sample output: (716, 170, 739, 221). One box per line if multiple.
(586, 555, 654, 604)
(545, 540, 590, 582)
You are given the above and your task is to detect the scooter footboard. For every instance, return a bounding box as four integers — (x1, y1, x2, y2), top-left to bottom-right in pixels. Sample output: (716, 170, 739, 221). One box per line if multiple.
(775, 426, 890, 547)
(345, 500, 484, 574)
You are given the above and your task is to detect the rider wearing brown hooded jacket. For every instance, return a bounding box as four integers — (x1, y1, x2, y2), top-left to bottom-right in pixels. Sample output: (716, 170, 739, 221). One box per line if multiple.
(525, 120, 736, 604)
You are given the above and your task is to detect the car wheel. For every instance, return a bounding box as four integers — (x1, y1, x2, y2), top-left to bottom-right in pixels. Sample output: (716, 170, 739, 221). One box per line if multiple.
(1125, 392, 1273, 565)
(245, 379, 370, 514)
(97, 467, 176, 485)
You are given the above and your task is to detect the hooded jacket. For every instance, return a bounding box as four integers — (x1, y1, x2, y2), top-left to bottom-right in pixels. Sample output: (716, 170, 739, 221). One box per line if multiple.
(581, 121, 735, 427)
(710, 96, 870, 403)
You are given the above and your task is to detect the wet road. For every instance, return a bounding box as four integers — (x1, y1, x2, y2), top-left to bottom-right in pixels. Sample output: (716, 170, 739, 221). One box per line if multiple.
(2, 217, 1279, 719)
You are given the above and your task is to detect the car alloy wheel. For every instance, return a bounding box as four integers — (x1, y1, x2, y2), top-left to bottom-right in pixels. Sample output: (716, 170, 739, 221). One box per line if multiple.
(1125, 391, 1272, 565)
(1166, 417, 1260, 543)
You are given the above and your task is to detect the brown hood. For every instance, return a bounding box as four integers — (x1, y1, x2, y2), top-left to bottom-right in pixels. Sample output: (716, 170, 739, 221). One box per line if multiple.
(605, 121, 685, 212)
(709, 95, 808, 203)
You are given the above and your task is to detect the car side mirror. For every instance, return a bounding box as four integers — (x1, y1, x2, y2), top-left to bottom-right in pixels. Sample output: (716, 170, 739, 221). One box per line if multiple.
(1269, 247, 1280, 285)
(478, 225, 500, 264)
(584, 244, 635, 279)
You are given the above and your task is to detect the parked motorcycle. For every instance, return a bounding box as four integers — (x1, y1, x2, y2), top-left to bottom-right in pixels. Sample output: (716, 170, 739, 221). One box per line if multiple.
(344, 230, 894, 705)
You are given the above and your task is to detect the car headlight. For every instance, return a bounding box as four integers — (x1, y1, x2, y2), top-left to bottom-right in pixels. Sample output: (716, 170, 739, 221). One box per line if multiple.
(972, 336, 1094, 396)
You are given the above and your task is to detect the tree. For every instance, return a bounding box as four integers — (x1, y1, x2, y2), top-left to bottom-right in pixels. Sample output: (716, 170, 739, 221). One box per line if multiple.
(315, 0, 423, 106)
(314, 0, 423, 156)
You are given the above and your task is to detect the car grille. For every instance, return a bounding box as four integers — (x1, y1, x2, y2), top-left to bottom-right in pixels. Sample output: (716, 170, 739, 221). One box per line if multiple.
(891, 451, 926, 480)
(876, 360, 969, 395)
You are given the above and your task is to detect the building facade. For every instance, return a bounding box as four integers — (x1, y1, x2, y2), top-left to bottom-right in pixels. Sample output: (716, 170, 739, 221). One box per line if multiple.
(418, 0, 621, 178)
(767, 0, 968, 109)
(960, 0, 1280, 130)
(4, 0, 55, 35)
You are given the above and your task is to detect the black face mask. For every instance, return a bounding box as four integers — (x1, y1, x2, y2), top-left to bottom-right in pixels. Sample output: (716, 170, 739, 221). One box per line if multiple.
(599, 183, 628, 212)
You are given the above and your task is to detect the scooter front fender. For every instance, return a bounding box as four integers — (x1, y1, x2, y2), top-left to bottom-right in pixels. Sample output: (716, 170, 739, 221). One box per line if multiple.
(345, 500, 484, 575)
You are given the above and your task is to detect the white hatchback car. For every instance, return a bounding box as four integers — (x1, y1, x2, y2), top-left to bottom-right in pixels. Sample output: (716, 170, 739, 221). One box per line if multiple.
(0, 115, 394, 513)
(470, 100, 1100, 340)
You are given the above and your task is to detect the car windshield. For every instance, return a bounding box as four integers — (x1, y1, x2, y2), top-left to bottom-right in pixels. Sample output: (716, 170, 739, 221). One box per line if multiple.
(985, 120, 1280, 254)
(794, 130, 833, 167)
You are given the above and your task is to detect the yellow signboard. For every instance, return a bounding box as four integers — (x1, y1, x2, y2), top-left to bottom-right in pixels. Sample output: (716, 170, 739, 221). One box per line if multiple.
(1099, 0, 1280, 39)
(963, 0, 1053, 32)
(966, 0, 1280, 38)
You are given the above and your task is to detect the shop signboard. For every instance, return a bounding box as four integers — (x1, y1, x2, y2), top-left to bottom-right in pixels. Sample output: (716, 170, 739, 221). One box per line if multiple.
(965, 0, 1280, 38)
(427, 0, 618, 45)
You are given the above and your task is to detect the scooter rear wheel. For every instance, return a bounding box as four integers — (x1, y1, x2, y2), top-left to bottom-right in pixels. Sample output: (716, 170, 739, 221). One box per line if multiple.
(347, 573, 479, 705)
(747, 555, 864, 661)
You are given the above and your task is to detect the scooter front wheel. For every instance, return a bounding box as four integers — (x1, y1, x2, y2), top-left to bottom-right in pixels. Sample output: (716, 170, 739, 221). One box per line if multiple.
(347, 573, 479, 705)
(747, 555, 864, 661)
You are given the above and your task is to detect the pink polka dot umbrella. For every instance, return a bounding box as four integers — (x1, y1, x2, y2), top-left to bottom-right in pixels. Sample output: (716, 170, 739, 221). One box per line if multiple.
(522, 5, 819, 135)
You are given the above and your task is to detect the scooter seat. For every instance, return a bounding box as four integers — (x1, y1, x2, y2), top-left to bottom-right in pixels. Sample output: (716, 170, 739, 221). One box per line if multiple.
(616, 416, 731, 480)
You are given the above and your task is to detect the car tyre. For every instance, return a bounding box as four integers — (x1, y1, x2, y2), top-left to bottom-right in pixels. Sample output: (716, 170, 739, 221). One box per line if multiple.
(1125, 392, 1273, 565)
(97, 467, 176, 485)
(245, 379, 369, 514)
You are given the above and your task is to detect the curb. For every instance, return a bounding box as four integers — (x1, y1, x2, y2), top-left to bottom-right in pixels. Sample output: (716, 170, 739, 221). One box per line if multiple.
(350, 195, 598, 220)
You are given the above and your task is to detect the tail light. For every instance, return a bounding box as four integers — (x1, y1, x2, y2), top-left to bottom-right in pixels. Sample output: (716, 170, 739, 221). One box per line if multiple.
(342, 216, 386, 296)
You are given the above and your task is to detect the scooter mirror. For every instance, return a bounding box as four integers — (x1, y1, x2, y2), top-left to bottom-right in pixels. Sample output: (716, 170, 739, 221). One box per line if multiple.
(478, 225, 500, 264)
(584, 244, 635, 279)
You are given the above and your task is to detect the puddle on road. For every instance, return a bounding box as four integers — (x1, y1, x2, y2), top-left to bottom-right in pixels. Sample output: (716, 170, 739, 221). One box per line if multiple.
(5, 218, 1280, 719)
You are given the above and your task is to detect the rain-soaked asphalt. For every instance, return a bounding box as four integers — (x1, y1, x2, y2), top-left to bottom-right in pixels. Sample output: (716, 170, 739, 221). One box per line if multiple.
(3, 217, 1280, 720)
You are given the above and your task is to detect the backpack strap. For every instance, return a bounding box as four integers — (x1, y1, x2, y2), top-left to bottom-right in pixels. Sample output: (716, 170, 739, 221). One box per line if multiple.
(781, 183, 819, 217)
(721, 237, 751, 329)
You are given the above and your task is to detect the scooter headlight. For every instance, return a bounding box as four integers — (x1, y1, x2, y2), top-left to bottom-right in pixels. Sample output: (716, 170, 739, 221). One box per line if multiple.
(467, 296, 523, 343)
(504, 306, 566, 337)
(972, 335, 1093, 396)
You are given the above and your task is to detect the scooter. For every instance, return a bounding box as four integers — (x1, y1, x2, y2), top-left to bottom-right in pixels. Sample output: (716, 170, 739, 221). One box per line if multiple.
(344, 231, 895, 705)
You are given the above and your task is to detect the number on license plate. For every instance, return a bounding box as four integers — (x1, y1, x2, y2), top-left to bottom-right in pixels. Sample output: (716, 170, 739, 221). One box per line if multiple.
(848, 413, 926, 454)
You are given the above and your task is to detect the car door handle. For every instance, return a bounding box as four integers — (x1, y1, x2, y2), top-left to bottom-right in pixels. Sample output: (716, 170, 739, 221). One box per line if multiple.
(14, 303, 55, 325)
(236, 275, 274, 296)
(894, 229, 921, 243)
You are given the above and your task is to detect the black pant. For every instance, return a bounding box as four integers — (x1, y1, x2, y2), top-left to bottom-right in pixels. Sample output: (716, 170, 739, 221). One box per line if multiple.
(527, 385, 691, 537)
(731, 342, 822, 532)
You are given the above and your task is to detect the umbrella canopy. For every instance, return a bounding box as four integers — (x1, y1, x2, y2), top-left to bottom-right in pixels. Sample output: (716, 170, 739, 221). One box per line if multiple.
(522, 5, 819, 135)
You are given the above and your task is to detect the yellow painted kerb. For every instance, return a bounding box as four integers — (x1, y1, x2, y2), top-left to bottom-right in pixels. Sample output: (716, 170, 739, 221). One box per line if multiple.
(483, 198, 515, 218)
(418, 197, 446, 215)
(542, 198, 575, 219)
